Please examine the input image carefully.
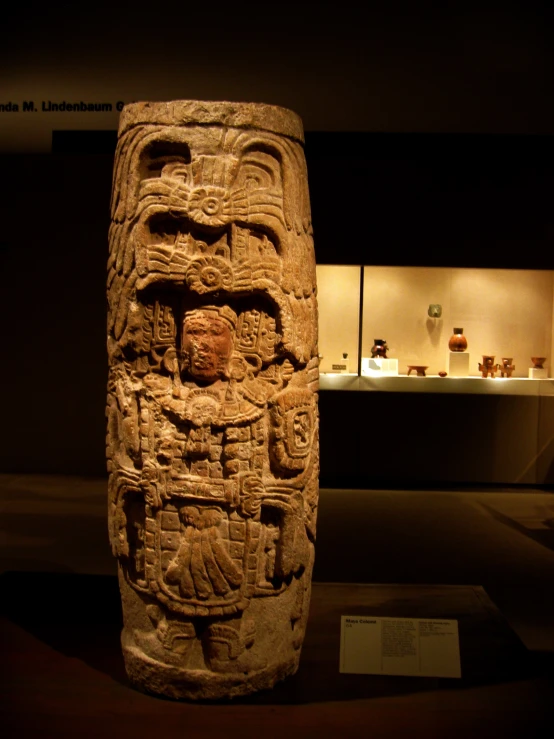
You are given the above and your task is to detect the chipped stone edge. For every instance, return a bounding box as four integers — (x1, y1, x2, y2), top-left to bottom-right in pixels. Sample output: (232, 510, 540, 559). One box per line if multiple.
(118, 100, 305, 144)
(123, 642, 300, 700)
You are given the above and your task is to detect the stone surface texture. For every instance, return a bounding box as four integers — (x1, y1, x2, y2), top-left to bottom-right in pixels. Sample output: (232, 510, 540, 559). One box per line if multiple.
(107, 100, 319, 700)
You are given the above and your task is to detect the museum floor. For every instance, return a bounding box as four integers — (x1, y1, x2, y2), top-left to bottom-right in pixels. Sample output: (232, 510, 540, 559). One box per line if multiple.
(2, 475, 554, 738)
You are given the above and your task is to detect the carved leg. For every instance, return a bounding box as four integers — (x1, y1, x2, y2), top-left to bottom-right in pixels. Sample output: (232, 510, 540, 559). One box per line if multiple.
(145, 604, 196, 656)
(202, 615, 265, 673)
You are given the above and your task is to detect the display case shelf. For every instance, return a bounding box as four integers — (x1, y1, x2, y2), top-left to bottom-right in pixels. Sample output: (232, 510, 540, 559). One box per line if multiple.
(320, 374, 554, 396)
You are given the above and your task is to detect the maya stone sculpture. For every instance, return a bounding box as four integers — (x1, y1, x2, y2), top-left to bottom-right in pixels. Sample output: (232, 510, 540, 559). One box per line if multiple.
(106, 101, 319, 700)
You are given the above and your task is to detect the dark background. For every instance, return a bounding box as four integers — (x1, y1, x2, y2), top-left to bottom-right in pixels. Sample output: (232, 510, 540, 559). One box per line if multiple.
(2, 3, 553, 136)
(1, 2, 552, 481)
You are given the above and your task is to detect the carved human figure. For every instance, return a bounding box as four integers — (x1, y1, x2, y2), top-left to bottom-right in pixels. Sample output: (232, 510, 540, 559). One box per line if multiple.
(106, 101, 318, 699)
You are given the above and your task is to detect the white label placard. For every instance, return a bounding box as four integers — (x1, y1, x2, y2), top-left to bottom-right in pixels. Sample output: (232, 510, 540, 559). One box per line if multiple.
(340, 616, 461, 678)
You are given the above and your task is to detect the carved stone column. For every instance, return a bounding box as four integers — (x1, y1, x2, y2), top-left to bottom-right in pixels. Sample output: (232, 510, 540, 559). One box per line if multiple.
(107, 101, 319, 699)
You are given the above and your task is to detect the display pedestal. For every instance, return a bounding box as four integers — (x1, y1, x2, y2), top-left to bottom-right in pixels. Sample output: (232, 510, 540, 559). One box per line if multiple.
(361, 357, 399, 376)
(2, 574, 536, 738)
(448, 351, 470, 377)
(529, 367, 548, 379)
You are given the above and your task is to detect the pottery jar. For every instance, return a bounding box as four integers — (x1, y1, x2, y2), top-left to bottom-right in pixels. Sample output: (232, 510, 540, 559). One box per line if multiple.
(448, 328, 467, 352)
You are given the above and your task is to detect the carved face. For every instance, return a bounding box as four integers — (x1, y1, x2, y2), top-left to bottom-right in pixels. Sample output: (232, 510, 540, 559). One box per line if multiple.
(181, 311, 233, 382)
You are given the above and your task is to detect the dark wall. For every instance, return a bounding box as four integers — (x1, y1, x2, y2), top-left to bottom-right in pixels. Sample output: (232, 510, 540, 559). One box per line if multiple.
(0, 134, 552, 480)
(308, 133, 553, 268)
(51, 128, 554, 268)
(0, 154, 112, 475)
(3, 4, 553, 139)
(319, 390, 554, 487)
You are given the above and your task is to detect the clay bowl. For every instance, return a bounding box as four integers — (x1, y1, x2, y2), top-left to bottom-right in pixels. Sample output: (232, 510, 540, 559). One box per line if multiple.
(531, 357, 546, 369)
(407, 365, 429, 377)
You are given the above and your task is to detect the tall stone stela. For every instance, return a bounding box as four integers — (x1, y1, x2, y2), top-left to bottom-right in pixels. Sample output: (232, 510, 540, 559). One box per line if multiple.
(106, 101, 319, 699)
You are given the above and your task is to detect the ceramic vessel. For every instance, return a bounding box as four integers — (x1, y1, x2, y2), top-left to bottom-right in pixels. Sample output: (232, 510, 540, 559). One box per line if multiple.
(531, 357, 546, 369)
(407, 365, 428, 377)
(448, 328, 467, 352)
(371, 339, 388, 358)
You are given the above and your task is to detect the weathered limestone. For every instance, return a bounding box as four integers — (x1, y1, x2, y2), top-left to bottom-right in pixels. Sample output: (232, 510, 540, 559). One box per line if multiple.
(106, 101, 319, 699)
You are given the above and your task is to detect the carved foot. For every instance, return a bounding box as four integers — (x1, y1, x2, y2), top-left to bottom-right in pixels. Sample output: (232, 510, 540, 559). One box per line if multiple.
(203, 618, 266, 673)
(145, 604, 196, 655)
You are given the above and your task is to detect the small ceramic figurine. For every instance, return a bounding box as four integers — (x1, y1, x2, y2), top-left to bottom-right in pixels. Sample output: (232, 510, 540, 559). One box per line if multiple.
(478, 355, 498, 378)
(499, 358, 515, 378)
(371, 339, 388, 358)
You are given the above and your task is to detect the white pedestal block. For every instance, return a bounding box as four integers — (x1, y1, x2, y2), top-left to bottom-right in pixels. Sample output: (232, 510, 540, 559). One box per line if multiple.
(529, 367, 548, 379)
(447, 352, 470, 377)
(361, 357, 399, 376)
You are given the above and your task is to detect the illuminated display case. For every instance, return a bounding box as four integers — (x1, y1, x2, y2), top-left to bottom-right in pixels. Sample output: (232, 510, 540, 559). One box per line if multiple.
(318, 265, 554, 396)
(317, 265, 361, 375)
(316, 265, 554, 486)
